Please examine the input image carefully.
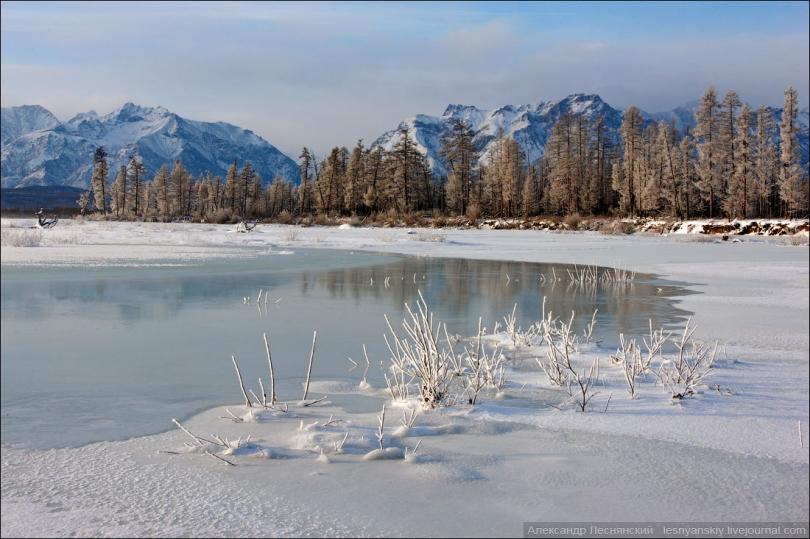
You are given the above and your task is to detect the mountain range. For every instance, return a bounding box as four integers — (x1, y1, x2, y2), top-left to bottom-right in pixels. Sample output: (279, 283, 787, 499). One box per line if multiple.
(2, 95, 807, 190)
(1, 103, 298, 189)
(373, 94, 809, 176)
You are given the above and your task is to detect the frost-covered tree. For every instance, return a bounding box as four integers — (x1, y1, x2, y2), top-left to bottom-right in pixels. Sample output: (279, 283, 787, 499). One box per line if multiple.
(779, 86, 807, 217)
(588, 115, 613, 214)
(152, 165, 170, 220)
(717, 90, 742, 214)
(638, 123, 663, 215)
(298, 147, 313, 215)
(239, 162, 255, 217)
(169, 160, 190, 217)
(695, 87, 722, 217)
(389, 128, 422, 213)
(617, 106, 643, 216)
(363, 147, 384, 214)
(90, 147, 109, 215)
(481, 129, 524, 217)
(677, 132, 700, 219)
(521, 163, 540, 217)
(110, 164, 127, 217)
(127, 155, 146, 218)
(753, 107, 778, 217)
(223, 160, 239, 214)
(545, 113, 575, 215)
(343, 140, 365, 214)
(316, 147, 346, 215)
(77, 189, 92, 214)
(207, 175, 222, 215)
(196, 173, 209, 217)
(657, 121, 681, 217)
(440, 119, 477, 215)
(247, 172, 263, 217)
(724, 104, 753, 218)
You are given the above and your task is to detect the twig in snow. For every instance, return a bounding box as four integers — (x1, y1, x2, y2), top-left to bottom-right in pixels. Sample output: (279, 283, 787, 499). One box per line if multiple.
(404, 439, 422, 460)
(258, 378, 268, 407)
(361, 344, 371, 385)
(172, 418, 224, 447)
(263, 332, 277, 405)
(401, 408, 417, 429)
(231, 355, 253, 408)
(376, 404, 386, 450)
(323, 415, 344, 427)
(334, 432, 349, 453)
(302, 330, 317, 401)
(249, 389, 265, 408)
(583, 309, 598, 343)
(221, 408, 244, 423)
(603, 392, 613, 413)
(204, 449, 235, 466)
(302, 396, 327, 407)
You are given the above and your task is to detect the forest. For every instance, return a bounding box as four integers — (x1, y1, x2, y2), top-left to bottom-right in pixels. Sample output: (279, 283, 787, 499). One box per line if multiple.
(79, 86, 809, 223)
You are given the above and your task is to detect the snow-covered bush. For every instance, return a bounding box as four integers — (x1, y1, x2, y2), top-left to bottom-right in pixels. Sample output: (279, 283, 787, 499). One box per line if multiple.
(383, 291, 452, 408)
(533, 309, 601, 411)
(656, 319, 717, 399)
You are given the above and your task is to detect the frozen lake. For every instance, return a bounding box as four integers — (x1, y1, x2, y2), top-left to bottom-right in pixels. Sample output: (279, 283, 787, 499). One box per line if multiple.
(1, 248, 690, 449)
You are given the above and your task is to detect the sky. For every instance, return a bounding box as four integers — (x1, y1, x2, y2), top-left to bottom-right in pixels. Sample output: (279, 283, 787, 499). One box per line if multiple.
(2, 1, 808, 157)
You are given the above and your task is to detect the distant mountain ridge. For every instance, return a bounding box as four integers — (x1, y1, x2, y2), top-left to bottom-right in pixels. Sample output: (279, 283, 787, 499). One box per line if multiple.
(2, 95, 807, 191)
(1, 103, 299, 189)
(372, 93, 809, 176)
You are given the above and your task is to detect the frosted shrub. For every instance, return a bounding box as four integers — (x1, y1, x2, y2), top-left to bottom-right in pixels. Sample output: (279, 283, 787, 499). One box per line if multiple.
(383, 291, 452, 408)
(462, 319, 504, 404)
(534, 309, 601, 411)
(656, 318, 717, 399)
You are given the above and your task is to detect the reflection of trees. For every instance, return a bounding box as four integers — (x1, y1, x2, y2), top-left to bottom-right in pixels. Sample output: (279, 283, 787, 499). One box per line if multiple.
(1, 254, 694, 345)
(1, 266, 294, 323)
(301, 257, 694, 341)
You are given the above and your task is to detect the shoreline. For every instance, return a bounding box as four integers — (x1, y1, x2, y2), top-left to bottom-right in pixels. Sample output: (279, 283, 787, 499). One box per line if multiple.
(4, 219, 806, 351)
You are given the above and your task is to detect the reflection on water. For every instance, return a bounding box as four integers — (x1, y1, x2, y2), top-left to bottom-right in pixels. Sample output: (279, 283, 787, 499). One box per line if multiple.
(1, 249, 693, 449)
(304, 258, 689, 338)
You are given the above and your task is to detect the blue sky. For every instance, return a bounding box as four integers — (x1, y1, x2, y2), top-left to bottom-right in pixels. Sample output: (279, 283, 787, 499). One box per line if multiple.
(2, 1, 808, 156)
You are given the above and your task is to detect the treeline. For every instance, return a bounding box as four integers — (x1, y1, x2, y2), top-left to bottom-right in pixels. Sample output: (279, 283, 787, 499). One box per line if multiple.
(80, 86, 808, 222)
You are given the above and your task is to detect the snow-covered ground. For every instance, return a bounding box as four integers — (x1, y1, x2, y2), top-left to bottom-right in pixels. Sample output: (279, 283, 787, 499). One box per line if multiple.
(2, 219, 808, 537)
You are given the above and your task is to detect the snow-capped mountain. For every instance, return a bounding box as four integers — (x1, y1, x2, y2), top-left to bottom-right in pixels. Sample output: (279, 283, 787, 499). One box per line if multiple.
(1, 105, 61, 146)
(1, 103, 298, 189)
(373, 93, 809, 176)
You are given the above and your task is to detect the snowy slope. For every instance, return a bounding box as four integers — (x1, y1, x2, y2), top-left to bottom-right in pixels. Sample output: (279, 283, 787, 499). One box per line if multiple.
(0, 105, 61, 147)
(373, 93, 809, 177)
(1, 103, 299, 188)
(373, 94, 630, 176)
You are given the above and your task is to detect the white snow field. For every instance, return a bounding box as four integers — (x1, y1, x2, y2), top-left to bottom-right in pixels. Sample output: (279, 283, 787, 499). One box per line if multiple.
(2, 219, 808, 537)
